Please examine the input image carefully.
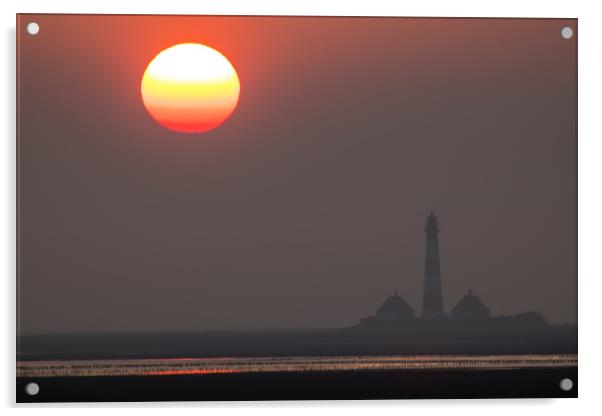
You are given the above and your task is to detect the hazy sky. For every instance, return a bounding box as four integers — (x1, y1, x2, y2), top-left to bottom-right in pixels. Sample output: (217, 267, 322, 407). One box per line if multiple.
(18, 15, 577, 334)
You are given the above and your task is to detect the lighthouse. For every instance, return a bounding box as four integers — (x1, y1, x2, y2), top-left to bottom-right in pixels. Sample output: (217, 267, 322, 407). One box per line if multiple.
(422, 213, 445, 319)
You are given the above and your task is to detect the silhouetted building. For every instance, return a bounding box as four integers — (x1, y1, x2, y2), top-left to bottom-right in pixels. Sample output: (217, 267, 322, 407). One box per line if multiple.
(355, 213, 550, 330)
(360, 290, 414, 326)
(375, 290, 415, 320)
(450, 290, 490, 320)
(422, 213, 445, 319)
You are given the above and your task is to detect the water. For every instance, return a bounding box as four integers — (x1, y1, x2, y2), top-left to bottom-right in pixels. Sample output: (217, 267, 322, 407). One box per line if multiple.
(17, 354, 577, 377)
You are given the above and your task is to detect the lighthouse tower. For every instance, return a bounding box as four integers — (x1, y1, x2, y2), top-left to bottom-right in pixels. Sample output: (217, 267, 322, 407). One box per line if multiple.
(422, 213, 445, 319)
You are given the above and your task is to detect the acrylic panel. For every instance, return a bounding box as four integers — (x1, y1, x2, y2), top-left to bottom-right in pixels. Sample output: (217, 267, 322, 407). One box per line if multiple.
(16, 14, 577, 402)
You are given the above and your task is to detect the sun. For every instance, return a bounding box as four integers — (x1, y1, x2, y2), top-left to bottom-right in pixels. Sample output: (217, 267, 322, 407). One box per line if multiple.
(141, 43, 240, 134)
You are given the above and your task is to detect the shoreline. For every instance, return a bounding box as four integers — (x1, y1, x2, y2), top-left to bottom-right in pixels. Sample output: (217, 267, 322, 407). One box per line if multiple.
(17, 326, 578, 361)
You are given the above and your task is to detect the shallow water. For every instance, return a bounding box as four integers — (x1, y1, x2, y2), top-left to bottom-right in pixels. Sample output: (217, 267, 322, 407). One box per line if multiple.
(17, 353, 577, 377)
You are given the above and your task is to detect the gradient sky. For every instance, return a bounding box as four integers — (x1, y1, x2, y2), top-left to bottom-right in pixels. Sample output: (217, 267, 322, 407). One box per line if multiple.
(17, 15, 577, 334)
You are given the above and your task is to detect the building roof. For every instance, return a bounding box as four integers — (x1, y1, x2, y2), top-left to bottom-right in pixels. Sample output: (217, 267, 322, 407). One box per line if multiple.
(451, 290, 490, 318)
(375, 290, 414, 318)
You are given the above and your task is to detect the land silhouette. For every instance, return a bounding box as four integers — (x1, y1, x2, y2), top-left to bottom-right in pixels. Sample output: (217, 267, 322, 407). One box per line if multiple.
(358, 214, 555, 331)
(18, 214, 575, 362)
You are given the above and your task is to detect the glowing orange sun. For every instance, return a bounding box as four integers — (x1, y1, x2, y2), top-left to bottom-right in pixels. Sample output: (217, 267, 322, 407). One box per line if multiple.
(141, 43, 240, 134)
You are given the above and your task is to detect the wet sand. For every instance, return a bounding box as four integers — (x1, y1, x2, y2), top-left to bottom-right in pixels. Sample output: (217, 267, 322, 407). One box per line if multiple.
(17, 366, 577, 402)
